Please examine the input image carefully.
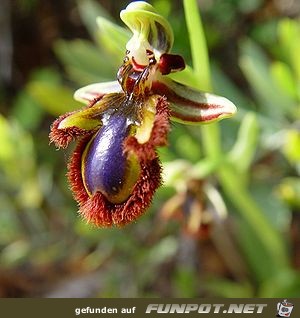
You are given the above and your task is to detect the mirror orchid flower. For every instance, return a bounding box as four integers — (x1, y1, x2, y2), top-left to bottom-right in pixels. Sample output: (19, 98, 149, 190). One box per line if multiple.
(50, 1, 237, 227)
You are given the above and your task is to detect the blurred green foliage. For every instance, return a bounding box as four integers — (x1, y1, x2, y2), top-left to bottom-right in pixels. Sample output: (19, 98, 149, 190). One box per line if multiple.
(0, 0, 299, 297)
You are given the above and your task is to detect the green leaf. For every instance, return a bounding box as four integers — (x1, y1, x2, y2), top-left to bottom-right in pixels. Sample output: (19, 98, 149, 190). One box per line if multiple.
(27, 81, 82, 116)
(238, 0, 263, 14)
(211, 63, 254, 114)
(174, 133, 202, 163)
(236, 217, 279, 282)
(271, 61, 298, 99)
(0, 116, 43, 210)
(162, 159, 192, 188)
(239, 39, 294, 119)
(0, 194, 22, 243)
(205, 277, 253, 297)
(249, 182, 291, 230)
(168, 65, 200, 90)
(228, 112, 259, 172)
(259, 269, 300, 297)
(30, 67, 62, 84)
(77, 0, 110, 40)
(0, 240, 30, 267)
(54, 39, 114, 84)
(190, 158, 219, 179)
(146, 236, 178, 266)
(0, 115, 15, 161)
(282, 129, 300, 164)
(219, 163, 289, 271)
(277, 177, 300, 209)
(96, 17, 130, 64)
(62, 65, 108, 86)
(152, 0, 172, 17)
(174, 267, 198, 297)
(12, 91, 44, 130)
(278, 19, 300, 82)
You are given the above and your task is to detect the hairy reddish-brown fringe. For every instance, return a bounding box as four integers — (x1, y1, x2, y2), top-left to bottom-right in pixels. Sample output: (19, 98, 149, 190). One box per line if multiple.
(49, 112, 94, 149)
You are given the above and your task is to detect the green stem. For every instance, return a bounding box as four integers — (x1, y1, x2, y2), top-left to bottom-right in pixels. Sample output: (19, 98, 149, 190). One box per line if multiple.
(201, 124, 222, 161)
(183, 0, 288, 271)
(183, 0, 221, 159)
(183, 0, 211, 90)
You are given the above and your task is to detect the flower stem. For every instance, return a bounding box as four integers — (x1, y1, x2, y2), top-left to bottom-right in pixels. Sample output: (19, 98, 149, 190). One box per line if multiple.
(183, 0, 211, 90)
(183, 0, 221, 159)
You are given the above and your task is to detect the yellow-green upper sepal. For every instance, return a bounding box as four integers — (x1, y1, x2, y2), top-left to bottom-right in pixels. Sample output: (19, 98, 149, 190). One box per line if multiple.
(120, 1, 173, 65)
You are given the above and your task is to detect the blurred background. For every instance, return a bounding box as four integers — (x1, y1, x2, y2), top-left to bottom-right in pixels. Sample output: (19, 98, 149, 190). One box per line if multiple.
(0, 0, 300, 297)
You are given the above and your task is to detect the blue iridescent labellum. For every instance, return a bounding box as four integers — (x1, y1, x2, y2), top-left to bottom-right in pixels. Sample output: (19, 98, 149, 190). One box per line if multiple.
(82, 113, 140, 204)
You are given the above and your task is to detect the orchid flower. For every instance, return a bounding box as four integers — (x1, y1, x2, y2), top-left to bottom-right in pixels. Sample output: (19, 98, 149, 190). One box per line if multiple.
(50, 1, 236, 227)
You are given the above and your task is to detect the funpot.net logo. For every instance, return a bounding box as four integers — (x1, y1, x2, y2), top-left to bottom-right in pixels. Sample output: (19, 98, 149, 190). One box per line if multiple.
(145, 303, 267, 314)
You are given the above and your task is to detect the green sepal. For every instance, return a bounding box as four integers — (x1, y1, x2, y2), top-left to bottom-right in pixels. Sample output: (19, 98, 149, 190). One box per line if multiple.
(59, 93, 125, 130)
(120, 1, 173, 65)
(58, 110, 101, 131)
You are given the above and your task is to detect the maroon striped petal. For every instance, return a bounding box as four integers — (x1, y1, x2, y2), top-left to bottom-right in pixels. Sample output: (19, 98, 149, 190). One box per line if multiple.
(74, 81, 122, 104)
(152, 78, 237, 123)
